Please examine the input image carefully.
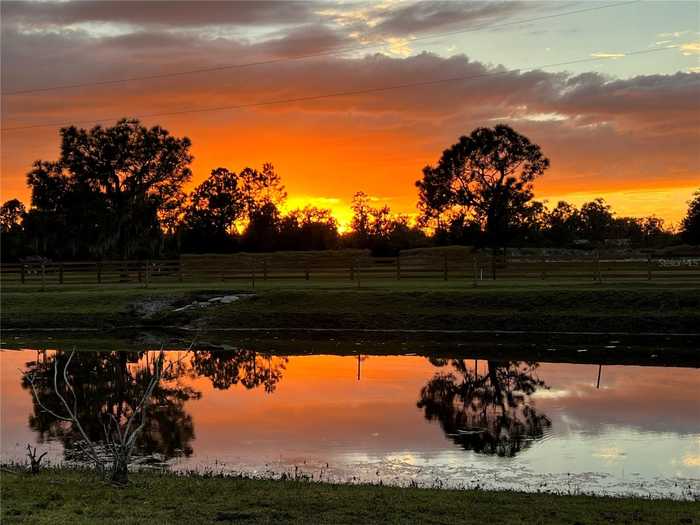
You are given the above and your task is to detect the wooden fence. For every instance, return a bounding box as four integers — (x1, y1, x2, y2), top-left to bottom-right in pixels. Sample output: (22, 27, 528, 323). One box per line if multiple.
(2, 252, 699, 289)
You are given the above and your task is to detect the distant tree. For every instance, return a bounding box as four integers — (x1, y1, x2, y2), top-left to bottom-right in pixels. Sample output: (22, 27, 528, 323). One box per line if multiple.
(241, 201, 281, 252)
(278, 206, 340, 250)
(181, 167, 244, 252)
(349, 191, 373, 246)
(0, 199, 26, 232)
(681, 190, 700, 245)
(347, 192, 425, 255)
(416, 125, 549, 247)
(578, 198, 614, 244)
(26, 119, 192, 258)
(1, 199, 28, 261)
(543, 201, 581, 246)
(239, 163, 287, 216)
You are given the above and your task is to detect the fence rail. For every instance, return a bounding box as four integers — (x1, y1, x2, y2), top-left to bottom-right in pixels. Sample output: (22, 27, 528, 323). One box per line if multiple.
(2, 252, 699, 289)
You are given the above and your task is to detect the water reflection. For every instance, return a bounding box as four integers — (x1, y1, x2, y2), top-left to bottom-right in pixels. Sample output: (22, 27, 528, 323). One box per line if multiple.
(19, 349, 287, 463)
(21, 350, 200, 462)
(4, 347, 698, 499)
(191, 350, 287, 393)
(418, 359, 551, 457)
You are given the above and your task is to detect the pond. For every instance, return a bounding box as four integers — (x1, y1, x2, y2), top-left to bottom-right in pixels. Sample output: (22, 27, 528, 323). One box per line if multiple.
(1, 341, 699, 499)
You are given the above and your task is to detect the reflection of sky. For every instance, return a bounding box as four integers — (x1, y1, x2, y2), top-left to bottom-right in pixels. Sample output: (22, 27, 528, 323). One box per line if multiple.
(1, 350, 698, 497)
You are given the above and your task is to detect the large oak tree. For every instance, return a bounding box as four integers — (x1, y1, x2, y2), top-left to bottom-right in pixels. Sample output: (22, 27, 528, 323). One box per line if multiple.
(26, 118, 192, 258)
(416, 125, 549, 246)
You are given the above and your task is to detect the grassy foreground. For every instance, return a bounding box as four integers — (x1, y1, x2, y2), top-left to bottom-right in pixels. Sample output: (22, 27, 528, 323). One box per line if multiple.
(2, 280, 700, 334)
(2, 468, 699, 525)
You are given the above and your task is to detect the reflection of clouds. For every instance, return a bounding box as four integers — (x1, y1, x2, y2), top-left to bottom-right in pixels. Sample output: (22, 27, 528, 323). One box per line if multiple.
(592, 446, 626, 462)
(531, 388, 570, 399)
(533, 365, 700, 436)
(683, 455, 700, 467)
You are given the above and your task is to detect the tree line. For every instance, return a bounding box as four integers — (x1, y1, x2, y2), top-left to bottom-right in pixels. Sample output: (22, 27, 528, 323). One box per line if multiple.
(1, 119, 698, 261)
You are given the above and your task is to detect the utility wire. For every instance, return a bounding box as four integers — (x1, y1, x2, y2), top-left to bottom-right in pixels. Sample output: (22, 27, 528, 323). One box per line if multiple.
(0, 46, 672, 133)
(2, 1, 639, 96)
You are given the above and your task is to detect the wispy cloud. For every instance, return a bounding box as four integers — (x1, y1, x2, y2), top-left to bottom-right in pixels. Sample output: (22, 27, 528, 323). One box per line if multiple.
(590, 52, 625, 59)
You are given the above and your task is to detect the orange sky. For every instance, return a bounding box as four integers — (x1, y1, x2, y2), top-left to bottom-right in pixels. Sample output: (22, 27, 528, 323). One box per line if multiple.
(1, 1, 699, 227)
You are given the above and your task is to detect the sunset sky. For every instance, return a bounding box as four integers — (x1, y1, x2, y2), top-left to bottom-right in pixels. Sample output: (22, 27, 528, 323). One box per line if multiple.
(1, 0, 699, 228)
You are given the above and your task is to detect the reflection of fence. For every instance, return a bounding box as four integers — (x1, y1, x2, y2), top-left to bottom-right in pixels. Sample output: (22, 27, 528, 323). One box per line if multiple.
(2, 253, 700, 288)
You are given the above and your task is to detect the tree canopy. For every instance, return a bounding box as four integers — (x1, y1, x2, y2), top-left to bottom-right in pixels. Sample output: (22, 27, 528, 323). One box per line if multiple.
(417, 125, 550, 246)
(681, 189, 700, 245)
(25, 119, 192, 258)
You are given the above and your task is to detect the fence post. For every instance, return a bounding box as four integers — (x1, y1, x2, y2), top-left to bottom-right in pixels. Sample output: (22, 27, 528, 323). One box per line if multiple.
(59, 262, 64, 284)
(595, 251, 601, 283)
(647, 253, 652, 281)
(305, 260, 310, 281)
(472, 256, 478, 288)
(443, 254, 448, 281)
(21, 264, 25, 284)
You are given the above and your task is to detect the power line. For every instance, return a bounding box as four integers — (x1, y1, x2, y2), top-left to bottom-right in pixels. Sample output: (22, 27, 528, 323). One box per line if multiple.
(0, 46, 672, 133)
(2, 1, 639, 96)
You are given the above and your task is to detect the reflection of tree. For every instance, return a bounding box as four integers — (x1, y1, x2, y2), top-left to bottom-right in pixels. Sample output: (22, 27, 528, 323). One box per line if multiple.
(417, 359, 551, 457)
(21, 351, 200, 461)
(190, 350, 287, 393)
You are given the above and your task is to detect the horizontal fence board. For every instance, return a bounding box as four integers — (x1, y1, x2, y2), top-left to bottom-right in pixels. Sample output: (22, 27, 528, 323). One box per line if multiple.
(2, 253, 699, 287)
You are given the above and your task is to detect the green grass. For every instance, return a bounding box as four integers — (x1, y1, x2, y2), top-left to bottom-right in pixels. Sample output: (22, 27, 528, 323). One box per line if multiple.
(2, 280, 700, 334)
(2, 468, 698, 524)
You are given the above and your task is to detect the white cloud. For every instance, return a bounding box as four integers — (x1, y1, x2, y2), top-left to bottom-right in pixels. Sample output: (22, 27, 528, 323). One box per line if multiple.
(590, 52, 625, 59)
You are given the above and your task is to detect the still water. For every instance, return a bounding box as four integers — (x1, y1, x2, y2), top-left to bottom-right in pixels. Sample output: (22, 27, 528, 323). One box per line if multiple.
(1, 345, 698, 499)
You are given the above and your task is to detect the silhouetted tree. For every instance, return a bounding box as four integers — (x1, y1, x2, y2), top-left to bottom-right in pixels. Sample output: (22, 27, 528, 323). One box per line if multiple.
(416, 125, 549, 247)
(347, 192, 426, 255)
(1, 199, 27, 261)
(417, 359, 550, 457)
(681, 189, 700, 245)
(25, 119, 192, 259)
(278, 207, 340, 250)
(241, 201, 281, 252)
(1, 199, 25, 231)
(543, 201, 582, 246)
(578, 198, 614, 244)
(182, 167, 243, 252)
(239, 163, 287, 215)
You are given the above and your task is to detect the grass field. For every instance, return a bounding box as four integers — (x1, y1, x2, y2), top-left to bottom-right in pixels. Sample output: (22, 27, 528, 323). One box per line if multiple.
(2, 279, 699, 335)
(2, 468, 699, 525)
